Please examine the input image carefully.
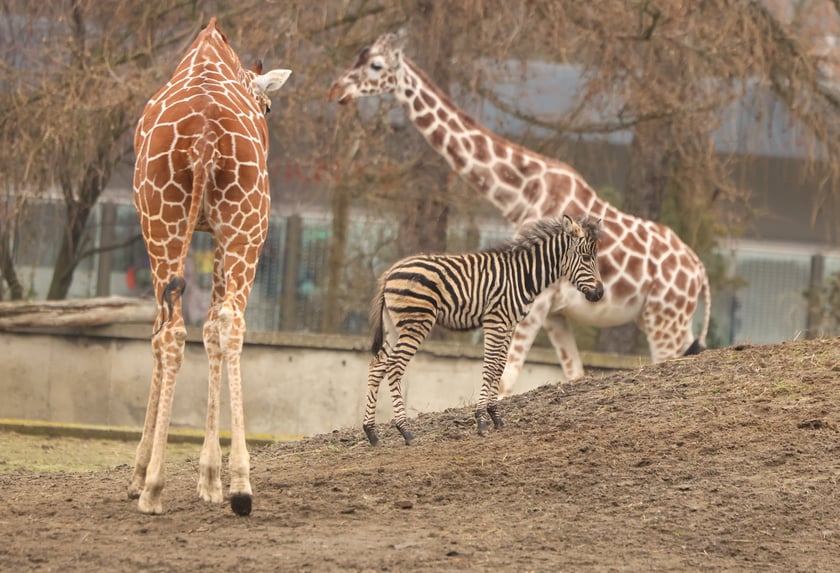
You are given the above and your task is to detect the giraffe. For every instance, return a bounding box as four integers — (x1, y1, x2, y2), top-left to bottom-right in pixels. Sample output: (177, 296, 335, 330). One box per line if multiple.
(328, 33, 710, 397)
(129, 18, 291, 515)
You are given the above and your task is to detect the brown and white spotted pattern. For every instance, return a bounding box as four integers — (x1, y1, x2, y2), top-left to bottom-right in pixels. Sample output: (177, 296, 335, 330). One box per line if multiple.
(129, 17, 291, 515)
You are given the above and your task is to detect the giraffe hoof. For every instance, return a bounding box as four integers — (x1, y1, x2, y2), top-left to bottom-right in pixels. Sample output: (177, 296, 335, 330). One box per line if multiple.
(230, 493, 252, 516)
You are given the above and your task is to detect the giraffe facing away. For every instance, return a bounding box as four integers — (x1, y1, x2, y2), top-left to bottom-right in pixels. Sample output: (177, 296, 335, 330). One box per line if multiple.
(329, 33, 710, 396)
(129, 18, 291, 515)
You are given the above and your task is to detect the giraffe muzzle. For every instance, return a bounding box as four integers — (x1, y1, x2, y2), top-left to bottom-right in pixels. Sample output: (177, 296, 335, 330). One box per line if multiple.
(327, 83, 351, 104)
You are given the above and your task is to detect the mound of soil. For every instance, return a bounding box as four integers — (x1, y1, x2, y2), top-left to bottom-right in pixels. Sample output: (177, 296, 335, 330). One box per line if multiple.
(2, 338, 839, 572)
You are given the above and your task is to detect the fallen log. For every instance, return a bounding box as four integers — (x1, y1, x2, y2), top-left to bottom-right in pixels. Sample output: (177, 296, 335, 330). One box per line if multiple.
(0, 297, 156, 330)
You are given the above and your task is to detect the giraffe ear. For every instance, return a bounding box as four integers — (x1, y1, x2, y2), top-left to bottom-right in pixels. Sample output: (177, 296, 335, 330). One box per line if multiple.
(254, 69, 292, 95)
(395, 28, 408, 52)
(380, 30, 408, 58)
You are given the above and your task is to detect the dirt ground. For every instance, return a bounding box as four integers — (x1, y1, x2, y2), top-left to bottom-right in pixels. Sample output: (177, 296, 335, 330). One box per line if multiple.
(1, 337, 839, 572)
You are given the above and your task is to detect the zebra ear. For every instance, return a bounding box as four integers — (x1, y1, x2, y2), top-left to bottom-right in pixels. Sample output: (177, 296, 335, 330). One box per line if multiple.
(561, 214, 575, 234)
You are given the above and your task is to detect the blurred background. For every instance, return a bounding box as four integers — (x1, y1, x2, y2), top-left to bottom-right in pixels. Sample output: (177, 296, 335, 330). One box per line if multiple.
(2, 0, 839, 357)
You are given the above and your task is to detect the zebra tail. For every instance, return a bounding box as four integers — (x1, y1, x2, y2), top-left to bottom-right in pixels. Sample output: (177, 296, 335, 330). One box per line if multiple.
(369, 276, 386, 356)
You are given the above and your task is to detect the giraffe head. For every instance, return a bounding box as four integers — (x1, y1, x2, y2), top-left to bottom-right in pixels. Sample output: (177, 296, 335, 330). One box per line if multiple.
(193, 19, 292, 115)
(328, 33, 404, 104)
(245, 61, 293, 114)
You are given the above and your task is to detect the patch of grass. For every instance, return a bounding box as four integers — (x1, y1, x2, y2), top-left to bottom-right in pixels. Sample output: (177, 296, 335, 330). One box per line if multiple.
(0, 431, 199, 473)
(771, 383, 794, 396)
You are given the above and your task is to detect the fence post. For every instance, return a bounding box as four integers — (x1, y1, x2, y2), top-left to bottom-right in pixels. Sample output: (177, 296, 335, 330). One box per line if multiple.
(806, 253, 825, 339)
(280, 214, 302, 331)
(95, 203, 117, 297)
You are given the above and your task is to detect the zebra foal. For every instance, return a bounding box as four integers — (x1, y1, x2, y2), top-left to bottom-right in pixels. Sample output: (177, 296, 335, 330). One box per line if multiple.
(364, 214, 604, 446)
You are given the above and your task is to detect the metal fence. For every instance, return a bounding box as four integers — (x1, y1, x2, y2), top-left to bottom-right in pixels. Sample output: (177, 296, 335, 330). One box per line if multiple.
(10, 200, 840, 348)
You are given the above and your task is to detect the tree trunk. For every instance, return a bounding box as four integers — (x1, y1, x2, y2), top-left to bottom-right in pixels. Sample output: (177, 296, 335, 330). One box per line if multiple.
(47, 152, 110, 300)
(595, 120, 672, 354)
(0, 296, 155, 329)
(396, 0, 450, 258)
(47, 199, 93, 300)
(396, 184, 449, 257)
(0, 221, 24, 301)
(322, 178, 351, 333)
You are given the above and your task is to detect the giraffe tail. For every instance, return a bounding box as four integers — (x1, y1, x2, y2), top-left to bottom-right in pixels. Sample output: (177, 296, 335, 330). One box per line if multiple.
(684, 267, 711, 356)
(153, 128, 217, 336)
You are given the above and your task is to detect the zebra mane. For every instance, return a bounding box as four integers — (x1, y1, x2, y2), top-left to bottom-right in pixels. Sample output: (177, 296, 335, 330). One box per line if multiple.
(485, 216, 599, 253)
(577, 217, 601, 241)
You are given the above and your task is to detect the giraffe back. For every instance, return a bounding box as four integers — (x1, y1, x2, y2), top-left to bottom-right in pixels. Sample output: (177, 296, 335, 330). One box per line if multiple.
(134, 19, 271, 211)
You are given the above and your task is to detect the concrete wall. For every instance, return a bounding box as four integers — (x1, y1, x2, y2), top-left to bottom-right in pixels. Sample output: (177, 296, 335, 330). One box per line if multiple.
(0, 325, 643, 438)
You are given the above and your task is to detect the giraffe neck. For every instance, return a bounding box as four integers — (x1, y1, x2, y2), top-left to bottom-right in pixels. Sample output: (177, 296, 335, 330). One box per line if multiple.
(393, 58, 562, 226)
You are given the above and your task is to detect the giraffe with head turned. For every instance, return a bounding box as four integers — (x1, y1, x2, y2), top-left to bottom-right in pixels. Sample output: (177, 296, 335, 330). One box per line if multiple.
(329, 33, 710, 397)
(129, 17, 291, 515)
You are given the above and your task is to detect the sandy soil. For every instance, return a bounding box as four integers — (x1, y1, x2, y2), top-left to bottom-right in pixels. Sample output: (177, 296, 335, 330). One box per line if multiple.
(1, 337, 839, 572)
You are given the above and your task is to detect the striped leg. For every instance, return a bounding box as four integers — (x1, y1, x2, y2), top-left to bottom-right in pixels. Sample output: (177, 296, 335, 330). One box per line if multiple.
(499, 290, 553, 397)
(383, 337, 425, 445)
(380, 316, 434, 445)
(363, 344, 390, 446)
(476, 322, 514, 436)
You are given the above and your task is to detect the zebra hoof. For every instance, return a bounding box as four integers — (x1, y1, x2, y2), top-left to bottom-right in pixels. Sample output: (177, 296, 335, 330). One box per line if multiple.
(401, 430, 415, 446)
(488, 410, 504, 429)
(476, 419, 490, 436)
(363, 425, 379, 446)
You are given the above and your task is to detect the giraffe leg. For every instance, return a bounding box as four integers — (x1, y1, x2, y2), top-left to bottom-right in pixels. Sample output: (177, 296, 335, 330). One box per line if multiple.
(639, 300, 688, 364)
(543, 311, 585, 381)
(363, 344, 390, 446)
(197, 309, 224, 505)
(476, 323, 513, 436)
(137, 320, 187, 515)
(499, 290, 553, 397)
(128, 333, 164, 500)
(219, 305, 252, 516)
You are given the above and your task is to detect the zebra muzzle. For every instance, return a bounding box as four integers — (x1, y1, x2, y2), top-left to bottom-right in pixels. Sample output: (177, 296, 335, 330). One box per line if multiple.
(583, 282, 605, 302)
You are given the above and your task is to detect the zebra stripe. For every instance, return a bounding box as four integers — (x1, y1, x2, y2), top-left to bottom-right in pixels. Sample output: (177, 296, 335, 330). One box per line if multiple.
(363, 214, 604, 446)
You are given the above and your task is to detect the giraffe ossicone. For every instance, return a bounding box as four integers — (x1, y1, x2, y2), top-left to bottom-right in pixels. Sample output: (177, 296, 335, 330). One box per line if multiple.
(329, 32, 711, 397)
(129, 17, 291, 515)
